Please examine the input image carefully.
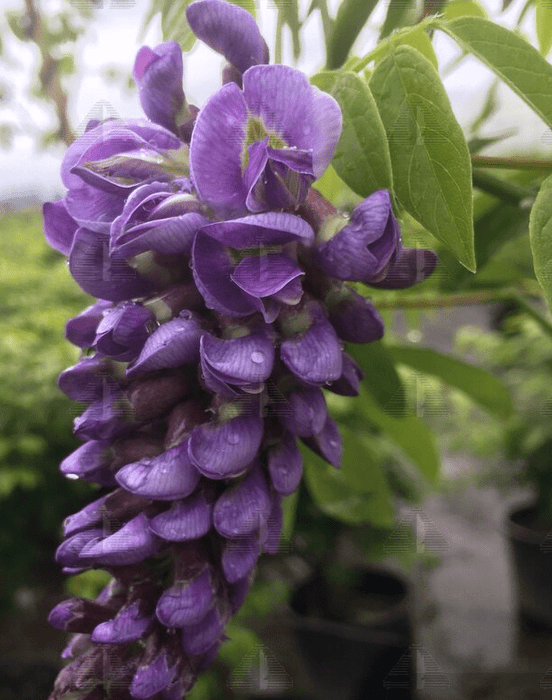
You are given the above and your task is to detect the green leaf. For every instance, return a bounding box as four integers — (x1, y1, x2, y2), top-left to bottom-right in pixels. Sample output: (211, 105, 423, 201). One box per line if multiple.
(529, 174, 552, 312)
(379, 0, 418, 41)
(439, 201, 530, 290)
(358, 387, 440, 484)
(537, 0, 552, 56)
(396, 26, 439, 69)
(311, 71, 393, 197)
(439, 17, 552, 131)
(302, 430, 394, 527)
(161, 0, 197, 51)
(326, 0, 380, 69)
(443, 0, 487, 20)
(369, 45, 475, 271)
(346, 340, 407, 416)
(388, 344, 514, 418)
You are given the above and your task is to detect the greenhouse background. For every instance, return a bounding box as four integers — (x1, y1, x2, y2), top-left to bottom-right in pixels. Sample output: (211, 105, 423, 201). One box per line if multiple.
(2, 0, 552, 698)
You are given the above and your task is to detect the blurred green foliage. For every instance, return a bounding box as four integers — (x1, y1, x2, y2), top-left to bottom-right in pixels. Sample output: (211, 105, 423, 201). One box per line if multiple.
(0, 210, 97, 608)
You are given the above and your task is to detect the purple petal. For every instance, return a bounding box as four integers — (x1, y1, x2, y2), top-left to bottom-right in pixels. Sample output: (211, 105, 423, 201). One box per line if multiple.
(221, 534, 260, 583)
(278, 386, 327, 437)
(186, 0, 268, 73)
(156, 568, 214, 627)
(213, 465, 271, 538)
(326, 353, 364, 396)
(243, 65, 342, 177)
(64, 488, 151, 538)
(95, 302, 155, 362)
(92, 602, 153, 644)
(131, 651, 177, 700)
(65, 183, 125, 234)
(116, 441, 200, 500)
(55, 528, 104, 569)
(267, 431, 303, 495)
(302, 414, 343, 468)
(43, 199, 78, 254)
(200, 359, 242, 397)
(280, 305, 343, 386)
(367, 248, 438, 289)
(261, 492, 282, 554)
(272, 275, 303, 305)
(115, 212, 209, 258)
(189, 82, 248, 216)
(149, 490, 213, 541)
(133, 42, 185, 133)
(231, 252, 303, 298)
(229, 575, 251, 614)
(200, 329, 274, 385)
(244, 142, 315, 213)
(63, 492, 109, 538)
(192, 231, 257, 316)
(126, 312, 202, 378)
(188, 412, 263, 479)
(65, 300, 112, 348)
(73, 386, 132, 442)
(61, 120, 181, 191)
(181, 599, 230, 656)
(69, 228, 154, 302)
(57, 355, 114, 403)
(60, 440, 111, 482)
(201, 211, 314, 249)
(314, 190, 400, 282)
(48, 598, 115, 633)
(70, 150, 177, 195)
(327, 287, 384, 343)
(79, 513, 160, 566)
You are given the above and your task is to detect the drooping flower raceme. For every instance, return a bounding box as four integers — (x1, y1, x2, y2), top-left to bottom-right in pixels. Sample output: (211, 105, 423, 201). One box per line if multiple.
(44, 1, 437, 698)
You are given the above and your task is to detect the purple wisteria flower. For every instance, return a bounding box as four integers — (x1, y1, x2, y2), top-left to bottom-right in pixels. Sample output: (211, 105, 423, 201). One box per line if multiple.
(189, 63, 342, 216)
(44, 2, 438, 698)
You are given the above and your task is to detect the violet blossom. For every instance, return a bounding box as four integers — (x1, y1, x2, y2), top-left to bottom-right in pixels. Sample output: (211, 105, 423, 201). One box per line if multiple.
(44, 1, 438, 698)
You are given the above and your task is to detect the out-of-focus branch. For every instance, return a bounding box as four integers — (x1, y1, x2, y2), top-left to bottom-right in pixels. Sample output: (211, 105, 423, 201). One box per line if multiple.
(23, 0, 74, 145)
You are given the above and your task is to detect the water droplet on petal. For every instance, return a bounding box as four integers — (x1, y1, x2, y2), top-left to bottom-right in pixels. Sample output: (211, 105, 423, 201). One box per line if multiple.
(328, 440, 339, 448)
(250, 351, 265, 364)
(66, 473, 80, 481)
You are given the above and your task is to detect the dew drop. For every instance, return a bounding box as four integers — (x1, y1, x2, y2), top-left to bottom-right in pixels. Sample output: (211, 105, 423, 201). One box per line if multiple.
(328, 439, 339, 448)
(250, 351, 265, 364)
(66, 473, 80, 481)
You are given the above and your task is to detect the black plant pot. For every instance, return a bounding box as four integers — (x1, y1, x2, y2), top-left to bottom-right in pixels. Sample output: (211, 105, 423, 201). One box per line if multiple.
(508, 504, 552, 629)
(289, 567, 414, 700)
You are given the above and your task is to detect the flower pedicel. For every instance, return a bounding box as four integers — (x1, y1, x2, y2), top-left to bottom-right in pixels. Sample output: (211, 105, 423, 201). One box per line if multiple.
(44, 1, 437, 697)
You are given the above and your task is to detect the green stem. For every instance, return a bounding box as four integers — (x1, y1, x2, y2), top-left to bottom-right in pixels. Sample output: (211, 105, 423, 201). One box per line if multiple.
(372, 290, 511, 309)
(373, 288, 552, 340)
(472, 168, 535, 205)
(275, 12, 283, 64)
(317, 0, 332, 44)
(509, 290, 552, 339)
(471, 154, 552, 171)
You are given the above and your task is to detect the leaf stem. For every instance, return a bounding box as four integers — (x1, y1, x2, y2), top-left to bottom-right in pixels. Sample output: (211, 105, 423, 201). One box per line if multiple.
(509, 290, 552, 339)
(472, 168, 535, 205)
(275, 12, 283, 64)
(317, 0, 332, 43)
(471, 155, 552, 171)
(373, 288, 552, 339)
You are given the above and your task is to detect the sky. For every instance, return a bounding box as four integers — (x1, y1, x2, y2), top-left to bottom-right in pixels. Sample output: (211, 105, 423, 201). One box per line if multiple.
(0, 0, 549, 206)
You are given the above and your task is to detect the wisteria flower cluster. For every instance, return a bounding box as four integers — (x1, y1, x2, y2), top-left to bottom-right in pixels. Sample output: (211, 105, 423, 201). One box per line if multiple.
(44, 1, 437, 697)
